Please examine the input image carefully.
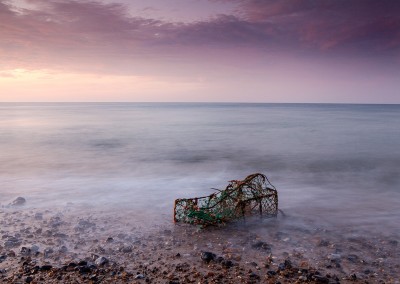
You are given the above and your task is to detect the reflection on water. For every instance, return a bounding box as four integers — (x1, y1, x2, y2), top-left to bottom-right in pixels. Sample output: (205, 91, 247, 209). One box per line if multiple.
(0, 103, 399, 233)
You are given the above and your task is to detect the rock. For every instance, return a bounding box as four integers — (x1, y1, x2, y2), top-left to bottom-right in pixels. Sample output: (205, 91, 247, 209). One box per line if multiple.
(249, 272, 260, 279)
(20, 247, 31, 256)
(10, 197, 26, 206)
(318, 240, 330, 247)
(201, 251, 216, 263)
(135, 274, 145, 279)
(221, 260, 234, 268)
(44, 247, 54, 257)
(7, 250, 16, 257)
(278, 259, 292, 271)
(328, 253, 341, 261)
(0, 255, 6, 263)
(119, 246, 133, 253)
(34, 213, 43, 220)
(58, 246, 68, 253)
(347, 254, 359, 263)
(76, 265, 92, 274)
(251, 241, 271, 252)
(40, 265, 53, 271)
(25, 276, 33, 283)
(312, 275, 329, 283)
(3, 236, 21, 248)
(95, 256, 109, 266)
(30, 245, 40, 254)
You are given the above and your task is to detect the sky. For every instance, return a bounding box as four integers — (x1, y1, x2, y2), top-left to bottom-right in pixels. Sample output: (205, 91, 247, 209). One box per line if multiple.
(1, 0, 400, 103)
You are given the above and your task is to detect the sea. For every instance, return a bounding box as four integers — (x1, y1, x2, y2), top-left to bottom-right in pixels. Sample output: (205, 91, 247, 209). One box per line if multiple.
(1, 103, 399, 233)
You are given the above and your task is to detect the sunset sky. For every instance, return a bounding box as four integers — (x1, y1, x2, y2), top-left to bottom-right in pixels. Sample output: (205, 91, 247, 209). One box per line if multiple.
(1, 0, 400, 103)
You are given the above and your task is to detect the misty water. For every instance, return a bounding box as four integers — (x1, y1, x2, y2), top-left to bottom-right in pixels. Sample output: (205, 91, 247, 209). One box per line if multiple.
(1, 103, 399, 234)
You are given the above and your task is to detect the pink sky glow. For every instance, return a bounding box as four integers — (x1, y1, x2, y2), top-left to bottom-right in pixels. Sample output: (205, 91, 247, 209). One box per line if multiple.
(1, 0, 400, 103)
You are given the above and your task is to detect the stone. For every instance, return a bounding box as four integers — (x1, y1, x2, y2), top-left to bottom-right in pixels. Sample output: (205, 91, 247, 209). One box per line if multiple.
(95, 256, 109, 266)
(278, 259, 292, 271)
(201, 251, 216, 263)
(3, 236, 21, 248)
(221, 259, 234, 268)
(10, 197, 26, 206)
(347, 254, 359, 263)
(328, 253, 341, 261)
(251, 241, 271, 252)
(40, 265, 53, 271)
(135, 274, 145, 279)
(20, 247, 31, 256)
(312, 275, 329, 283)
(25, 276, 33, 283)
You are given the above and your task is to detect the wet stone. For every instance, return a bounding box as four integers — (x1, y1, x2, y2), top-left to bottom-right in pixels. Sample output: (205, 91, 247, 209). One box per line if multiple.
(10, 197, 26, 206)
(251, 241, 271, 252)
(44, 247, 54, 257)
(95, 256, 109, 266)
(201, 251, 216, 263)
(278, 259, 292, 271)
(221, 259, 234, 268)
(312, 275, 329, 283)
(249, 272, 260, 279)
(3, 237, 21, 248)
(135, 273, 145, 279)
(34, 213, 43, 220)
(20, 247, 31, 256)
(318, 240, 330, 247)
(347, 254, 359, 263)
(40, 265, 53, 271)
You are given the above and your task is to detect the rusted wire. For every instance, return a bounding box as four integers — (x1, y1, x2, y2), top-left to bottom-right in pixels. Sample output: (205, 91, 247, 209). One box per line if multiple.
(174, 173, 278, 226)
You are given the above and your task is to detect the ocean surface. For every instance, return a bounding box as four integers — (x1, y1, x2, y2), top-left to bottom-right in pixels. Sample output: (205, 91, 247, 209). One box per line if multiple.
(1, 103, 399, 232)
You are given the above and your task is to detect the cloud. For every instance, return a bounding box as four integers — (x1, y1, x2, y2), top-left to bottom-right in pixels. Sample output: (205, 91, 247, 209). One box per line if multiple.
(0, 0, 399, 76)
(229, 0, 400, 54)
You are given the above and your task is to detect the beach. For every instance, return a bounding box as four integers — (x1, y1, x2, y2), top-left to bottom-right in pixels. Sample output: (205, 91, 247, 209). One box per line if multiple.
(1, 201, 399, 283)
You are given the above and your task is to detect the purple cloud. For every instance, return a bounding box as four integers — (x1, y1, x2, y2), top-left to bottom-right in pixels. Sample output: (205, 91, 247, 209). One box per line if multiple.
(1, 0, 399, 75)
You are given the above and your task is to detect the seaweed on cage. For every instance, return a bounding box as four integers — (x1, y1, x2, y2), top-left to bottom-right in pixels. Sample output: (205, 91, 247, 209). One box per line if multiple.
(174, 173, 278, 226)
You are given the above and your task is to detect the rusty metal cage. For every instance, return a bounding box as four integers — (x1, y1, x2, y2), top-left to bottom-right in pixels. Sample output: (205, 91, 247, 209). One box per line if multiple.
(174, 173, 278, 226)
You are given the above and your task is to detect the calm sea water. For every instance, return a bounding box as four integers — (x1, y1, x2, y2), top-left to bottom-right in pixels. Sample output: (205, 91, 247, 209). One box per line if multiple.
(1, 103, 399, 230)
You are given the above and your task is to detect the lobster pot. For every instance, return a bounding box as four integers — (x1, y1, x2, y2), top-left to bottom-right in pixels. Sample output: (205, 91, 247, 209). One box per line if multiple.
(174, 173, 278, 226)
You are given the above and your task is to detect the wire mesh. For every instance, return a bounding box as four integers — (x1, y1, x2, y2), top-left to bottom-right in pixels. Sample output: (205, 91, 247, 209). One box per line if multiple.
(174, 173, 278, 226)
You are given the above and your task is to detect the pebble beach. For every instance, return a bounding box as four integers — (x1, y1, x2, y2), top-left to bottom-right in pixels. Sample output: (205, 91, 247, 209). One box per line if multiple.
(1, 198, 399, 284)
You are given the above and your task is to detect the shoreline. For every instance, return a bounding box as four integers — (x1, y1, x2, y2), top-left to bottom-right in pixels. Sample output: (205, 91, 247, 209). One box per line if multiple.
(0, 205, 399, 283)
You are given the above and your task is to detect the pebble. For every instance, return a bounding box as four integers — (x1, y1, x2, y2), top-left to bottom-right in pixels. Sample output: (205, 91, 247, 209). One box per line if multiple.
(347, 254, 358, 263)
(328, 253, 341, 261)
(40, 265, 53, 271)
(312, 275, 329, 283)
(95, 256, 109, 266)
(201, 251, 216, 263)
(20, 247, 31, 256)
(221, 259, 234, 268)
(135, 273, 145, 279)
(251, 241, 271, 252)
(10, 197, 26, 206)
